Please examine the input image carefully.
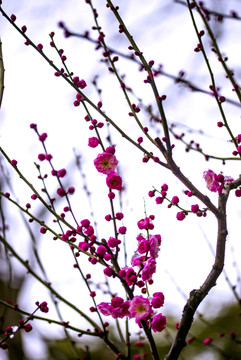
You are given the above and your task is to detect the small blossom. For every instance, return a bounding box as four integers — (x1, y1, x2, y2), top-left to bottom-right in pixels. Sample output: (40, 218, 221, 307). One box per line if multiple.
(155, 196, 163, 204)
(104, 267, 113, 277)
(11, 14, 17, 21)
(78, 242, 89, 252)
(77, 79, 87, 89)
(39, 133, 47, 142)
(106, 172, 122, 190)
(81, 219, 90, 228)
(105, 214, 112, 221)
(106, 192, 114, 201)
(96, 245, 107, 256)
(129, 295, 152, 320)
(171, 196, 179, 205)
(11, 159, 17, 166)
(125, 267, 137, 285)
(105, 146, 115, 155)
(191, 204, 199, 213)
(137, 217, 151, 230)
(38, 154, 46, 161)
(68, 186, 75, 194)
(151, 313, 166, 332)
(149, 234, 161, 259)
(88, 137, 99, 148)
(37, 43, 43, 51)
(94, 152, 118, 174)
(116, 212, 124, 220)
(151, 292, 165, 308)
(235, 189, 241, 197)
(57, 169, 67, 178)
(107, 237, 118, 248)
(45, 154, 52, 161)
(39, 301, 49, 313)
(119, 226, 127, 234)
(57, 188, 66, 197)
(23, 324, 33, 333)
(203, 170, 219, 192)
(138, 240, 150, 254)
(84, 225, 94, 236)
(142, 258, 156, 282)
(203, 337, 213, 345)
(40, 227, 47, 234)
(176, 212, 185, 221)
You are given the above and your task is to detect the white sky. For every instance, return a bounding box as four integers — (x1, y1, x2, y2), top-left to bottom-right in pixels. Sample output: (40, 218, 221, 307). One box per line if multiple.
(1, 1, 241, 359)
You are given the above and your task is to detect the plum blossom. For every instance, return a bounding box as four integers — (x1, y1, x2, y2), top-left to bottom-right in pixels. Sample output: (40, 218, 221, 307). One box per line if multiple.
(151, 313, 166, 332)
(88, 137, 99, 148)
(94, 152, 118, 174)
(151, 292, 165, 308)
(203, 170, 219, 192)
(203, 169, 234, 194)
(149, 234, 161, 259)
(97, 297, 130, 319)
(129, 296, 152, 320)
(106, 172, 122, 190)
(141, 258, 156, 282)
(137, 217, 153, 230)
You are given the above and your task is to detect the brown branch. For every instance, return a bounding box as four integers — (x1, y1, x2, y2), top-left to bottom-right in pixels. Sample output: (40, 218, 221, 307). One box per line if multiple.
(164, 177, 241, 359)
(0, 37, 4, 108)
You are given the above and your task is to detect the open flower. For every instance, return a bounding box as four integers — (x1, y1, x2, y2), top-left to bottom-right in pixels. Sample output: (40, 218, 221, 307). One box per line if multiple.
(151, 313, 166, 332)
(94, 152, 118, 174)
(129, 295, 152, 320)
(203, 170, 219, 192)
(141, 258, 156, 282)
(106, 172, 122, 190)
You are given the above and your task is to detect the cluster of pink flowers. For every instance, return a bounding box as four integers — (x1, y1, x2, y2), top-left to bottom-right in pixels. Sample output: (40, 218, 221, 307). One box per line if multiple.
(93, 146, 123, 191)
(203, 169, 233, 194)
(131, 233, 161, 282)
(96, 216, 166, 332)
(97, 293, 166, 333)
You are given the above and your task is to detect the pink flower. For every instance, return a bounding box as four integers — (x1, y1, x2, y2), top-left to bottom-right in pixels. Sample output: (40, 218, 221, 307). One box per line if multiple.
(149, 235, 161, 259)
(96, 245, 107, 256)
(176, 212, 185, 221)
(138, 240, 150, 254)
(137, 217, 153, 230)
(57, 169, 67, 178)
(151, 292, 165, 308)
(131, 256, 145, 267)
(11, 159, 17, 166)
(191, 204, 199, 213)
(203, 170, 219, 192)
(203, 337, 213, 345)
(97, 302, 113, 316)
(131, 255, 145, 268)
(151, 313, 166, 332)
(88, 137, 99, 148)
(142, 258, 156, 282)
(94, 152, 118, 174)
(77, 79, 87, 89)
(106, 172, 122, 190)
(105, 146, 115, 155)
(97, 298, 130, 319)
(129, 296, 152, 320)
(171, 196, 179, 205)
(125, 267, 137, 285)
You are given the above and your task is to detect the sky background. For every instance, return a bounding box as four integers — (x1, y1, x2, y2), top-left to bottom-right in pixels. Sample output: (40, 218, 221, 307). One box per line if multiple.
(1, 1, 241, 359)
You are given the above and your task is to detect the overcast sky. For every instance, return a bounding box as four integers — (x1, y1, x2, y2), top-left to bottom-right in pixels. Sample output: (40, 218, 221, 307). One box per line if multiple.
(1, 1, 241, 359)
